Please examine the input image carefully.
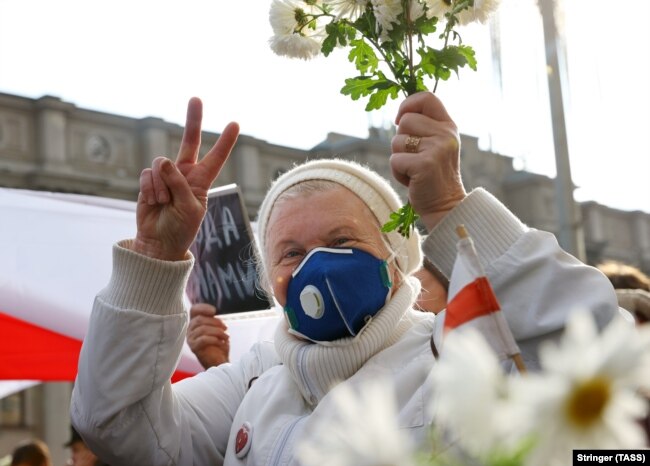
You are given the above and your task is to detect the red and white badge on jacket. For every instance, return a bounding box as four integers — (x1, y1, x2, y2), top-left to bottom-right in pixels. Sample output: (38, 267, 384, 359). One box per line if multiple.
(234, 422, 253, 459)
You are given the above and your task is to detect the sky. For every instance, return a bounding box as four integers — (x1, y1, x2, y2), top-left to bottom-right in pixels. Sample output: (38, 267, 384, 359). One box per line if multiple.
(0, 0, 648, 213)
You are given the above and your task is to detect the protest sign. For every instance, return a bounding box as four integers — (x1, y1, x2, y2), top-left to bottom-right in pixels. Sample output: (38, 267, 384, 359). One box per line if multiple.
(187, 184, 273, 314)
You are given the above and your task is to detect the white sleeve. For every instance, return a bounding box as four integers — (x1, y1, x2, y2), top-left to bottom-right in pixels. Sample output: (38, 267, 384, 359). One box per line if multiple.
(70, 241, 278, 466)
(423, 189, 618, 369)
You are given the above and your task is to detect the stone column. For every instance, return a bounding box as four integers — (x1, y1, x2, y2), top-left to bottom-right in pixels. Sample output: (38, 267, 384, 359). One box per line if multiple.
(583, 204, 605, 244)
(233, 141, 265, 217)
(41, 382, 73, 466)
(138, 117, 169, 169)
(35, 96, 75, 173)
(581, 203, 607, 265)
(632, 212, 650, 272)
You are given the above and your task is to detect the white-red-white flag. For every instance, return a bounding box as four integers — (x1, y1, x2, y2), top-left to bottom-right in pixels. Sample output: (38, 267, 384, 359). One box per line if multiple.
(443, 226, 521, 364)
(0, 187, 280, 385)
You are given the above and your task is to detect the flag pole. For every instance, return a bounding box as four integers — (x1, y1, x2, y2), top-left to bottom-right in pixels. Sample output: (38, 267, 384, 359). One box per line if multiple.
(455, 225, 527, 374)
(511, 353, 527, 374)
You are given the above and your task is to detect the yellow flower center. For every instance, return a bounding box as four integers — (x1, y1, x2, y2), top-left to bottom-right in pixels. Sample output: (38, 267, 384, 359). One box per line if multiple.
(564, 377, 612, 429)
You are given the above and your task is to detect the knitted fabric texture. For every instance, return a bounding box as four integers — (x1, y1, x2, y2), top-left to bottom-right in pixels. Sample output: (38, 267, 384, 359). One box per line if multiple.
(274, 276, 425, 405)
(256, 158, 423, 278)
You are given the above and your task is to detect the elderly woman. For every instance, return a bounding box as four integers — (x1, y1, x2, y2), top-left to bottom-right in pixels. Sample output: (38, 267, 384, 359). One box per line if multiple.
(71, 93, 617, 465)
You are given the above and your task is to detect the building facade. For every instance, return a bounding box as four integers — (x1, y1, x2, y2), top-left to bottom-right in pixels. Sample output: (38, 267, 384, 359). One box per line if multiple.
(1, 91, 649, 462)
(2, 91, 649, 272)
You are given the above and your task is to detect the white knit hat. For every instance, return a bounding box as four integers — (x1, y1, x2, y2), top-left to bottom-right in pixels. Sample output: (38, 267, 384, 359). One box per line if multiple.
(256, 158, 422, 280)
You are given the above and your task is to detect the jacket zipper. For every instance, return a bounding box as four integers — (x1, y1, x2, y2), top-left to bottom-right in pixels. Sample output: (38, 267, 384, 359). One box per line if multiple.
(268, 416, 306, 465)
(297, 345, 318, 405)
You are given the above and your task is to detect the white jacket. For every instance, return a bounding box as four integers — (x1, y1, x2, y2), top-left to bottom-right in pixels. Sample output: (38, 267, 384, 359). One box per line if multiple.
(71, 189, 618, 465)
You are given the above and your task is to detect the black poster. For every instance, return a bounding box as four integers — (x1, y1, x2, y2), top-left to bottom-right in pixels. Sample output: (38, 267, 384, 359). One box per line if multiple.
(186, 184, 273, 314)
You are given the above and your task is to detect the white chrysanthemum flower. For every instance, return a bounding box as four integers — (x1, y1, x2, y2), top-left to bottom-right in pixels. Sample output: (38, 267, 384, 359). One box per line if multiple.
(297, 380, 415, 466)
(429, 328, 527, 456)
(270, 0, 310, 34)
(269, 0, 325, 60)
(456, 0, 500, 24)
(370, 0, 403, 41)
(512, 311, 650, 466)
(269, 32, 323, 60)
(424, 0, 452, 20)
(424, 0, 500, 25)
(324, 0, 368, 21)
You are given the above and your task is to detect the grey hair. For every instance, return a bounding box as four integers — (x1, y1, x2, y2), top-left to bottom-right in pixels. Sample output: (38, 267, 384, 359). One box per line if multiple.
(253, 178, 402, 298)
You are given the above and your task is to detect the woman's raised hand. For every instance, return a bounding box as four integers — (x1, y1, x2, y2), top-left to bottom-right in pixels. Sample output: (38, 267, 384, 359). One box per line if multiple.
(390, 92, 467, 231)
(133, 98, 240, 261)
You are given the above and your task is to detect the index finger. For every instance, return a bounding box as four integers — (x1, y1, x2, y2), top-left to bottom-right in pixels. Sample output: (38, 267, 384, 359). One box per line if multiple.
(176, 97, 203, 166)
(395, 92, 454, 125)
(196, 121, 240, 181)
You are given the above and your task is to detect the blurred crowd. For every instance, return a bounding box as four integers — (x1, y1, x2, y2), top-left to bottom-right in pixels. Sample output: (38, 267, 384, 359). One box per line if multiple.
(1, 426, 107, 466)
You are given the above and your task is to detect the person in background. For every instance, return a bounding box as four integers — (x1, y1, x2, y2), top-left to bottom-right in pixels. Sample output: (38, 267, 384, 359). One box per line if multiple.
(413, 257, 448, 314)
(186, 303, 231, 370)
(63, 426, 106, 466)
(597, 260, 650, 324)
(71, 92, 618, 465)
(9, 440, 51, 466)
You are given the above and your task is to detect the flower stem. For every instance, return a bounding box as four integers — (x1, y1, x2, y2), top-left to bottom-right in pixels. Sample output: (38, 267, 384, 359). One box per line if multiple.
(433, 18, 454, 93)
(405, 1, 416, 95)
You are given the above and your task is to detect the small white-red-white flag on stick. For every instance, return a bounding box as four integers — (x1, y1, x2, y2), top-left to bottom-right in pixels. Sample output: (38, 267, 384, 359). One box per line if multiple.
(444, 225, 526, 372)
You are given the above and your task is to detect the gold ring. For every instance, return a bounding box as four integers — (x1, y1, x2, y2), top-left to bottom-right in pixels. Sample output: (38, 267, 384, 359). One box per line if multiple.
(405, 135, 421, 153)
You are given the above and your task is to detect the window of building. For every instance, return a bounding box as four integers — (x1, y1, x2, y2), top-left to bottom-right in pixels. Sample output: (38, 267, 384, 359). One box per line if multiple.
(0, 391, 26, 427)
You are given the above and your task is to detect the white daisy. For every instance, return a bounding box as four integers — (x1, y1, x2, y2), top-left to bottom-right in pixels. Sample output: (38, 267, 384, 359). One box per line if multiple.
(297, 380, 415, 466)
(370, 0, 403, 41)
(323, 0, 369, 21)
(456, 0, 500, 25)
(269, 0, 325, 60)
(269, 0, 311, 34)
(428, 328, 527, 456)
(424, 0, 452, 21)
(424, 0, 500, 25)
(269, 32, 324, 60)
(512, 311, 650, 466)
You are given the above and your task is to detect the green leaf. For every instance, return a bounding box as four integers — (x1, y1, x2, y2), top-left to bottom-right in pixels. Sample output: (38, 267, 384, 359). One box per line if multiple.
(385, 21, 406, 45)
(417, 45, 477, 82)
(345, 24, 356, 42)
(417, 47, 443, 79)
(353, 9, 377, 41)
(341, 74, 401, 110)
(415, 15, 438, 35)
(321, 21, 357, 57)
(381, 203, 420, 238)
(322, 21, 359, 57)
(347, 38, 379, 74)
(456, 44, 477, 71)
(438, 45, 477, 75)
(436, 67, 452, 81)
(414, 74, 428, 93)
(322, 22, 339, 57)
(336, 21, 356, 47)
(341, 76, 377, 100)
(365, 83, 400, 110)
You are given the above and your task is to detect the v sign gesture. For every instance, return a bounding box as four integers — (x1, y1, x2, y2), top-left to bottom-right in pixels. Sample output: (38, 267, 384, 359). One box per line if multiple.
(133, 98, 240, 261)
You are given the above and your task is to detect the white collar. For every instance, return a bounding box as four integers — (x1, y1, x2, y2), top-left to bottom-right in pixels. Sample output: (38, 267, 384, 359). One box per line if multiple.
(274, 276, 423, 405)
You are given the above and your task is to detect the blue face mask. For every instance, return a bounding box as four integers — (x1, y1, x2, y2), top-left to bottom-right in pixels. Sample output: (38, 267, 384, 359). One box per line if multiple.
(283, 247, 393, 343)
